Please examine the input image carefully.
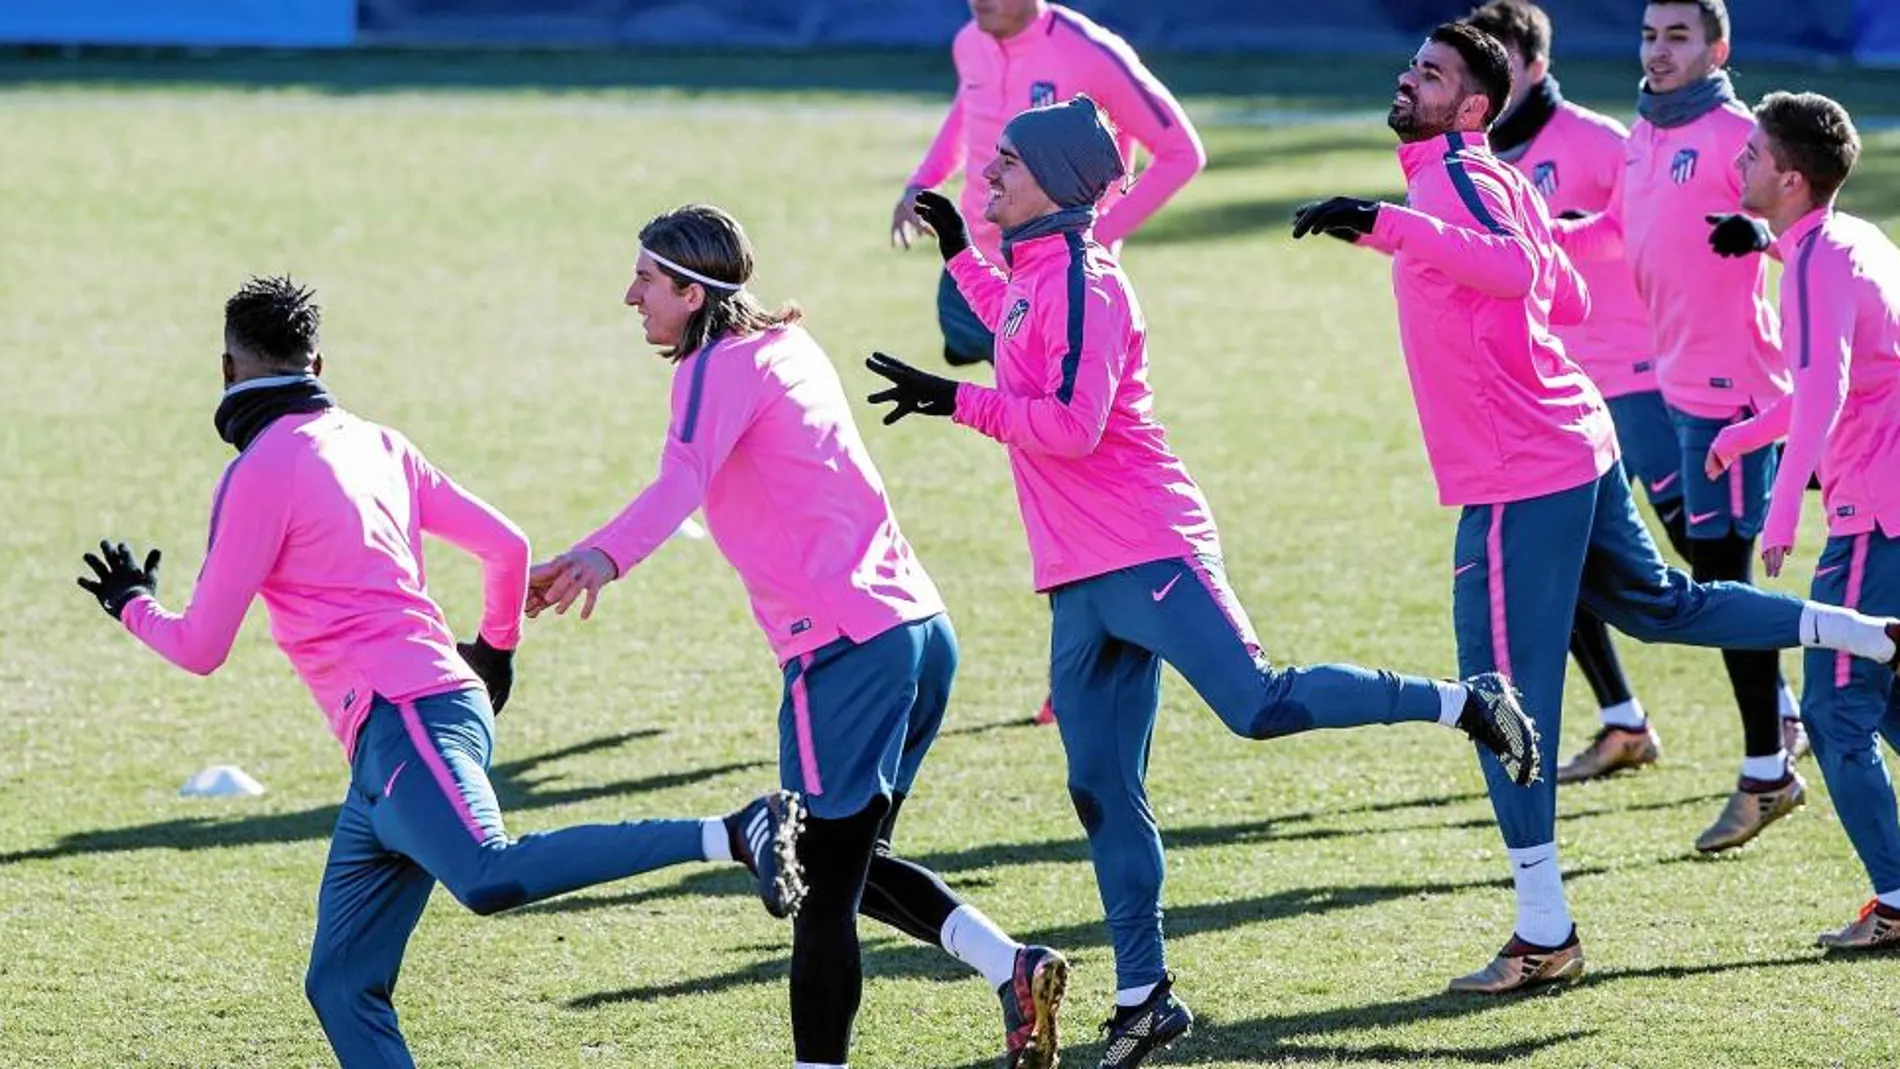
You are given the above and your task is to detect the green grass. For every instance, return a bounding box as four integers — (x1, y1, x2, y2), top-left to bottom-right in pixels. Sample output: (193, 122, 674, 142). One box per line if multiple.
(4, 56, 1900, 1069)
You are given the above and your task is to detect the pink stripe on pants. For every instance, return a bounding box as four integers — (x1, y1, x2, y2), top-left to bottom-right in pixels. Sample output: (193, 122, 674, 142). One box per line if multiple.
(1837, 533, 1871, 688)
(1487, 504, 1514, 679)
(791, 654, 824, 797)
(398, 701, 490, 845)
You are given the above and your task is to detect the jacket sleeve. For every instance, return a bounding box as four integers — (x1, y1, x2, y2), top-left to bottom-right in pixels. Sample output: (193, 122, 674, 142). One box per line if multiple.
(1087, 42, 1205, 248)
(1370, 168, 1537, 299)
(1761, 245, 1855, 551)
(579, 351, 757, 575)
(409, 443, 530, 650)
(908, 92, 967, 191)
(1551, 163, 1627, 262)
(951, 274, 1126, 458)
(946, 247, 1014, 330)
(120, 454, 291, 676)
(1549, 240, 1592, 328)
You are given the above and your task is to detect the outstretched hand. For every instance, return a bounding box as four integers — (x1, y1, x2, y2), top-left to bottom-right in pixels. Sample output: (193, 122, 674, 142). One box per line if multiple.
(527, 549, 617, 621)
(76, 540, 161, 620)
(912, 190, 972, 262)
(865, 351, 959, 425)
(1706, 213, 1772, 258)
(1291, 197, 1382, 243)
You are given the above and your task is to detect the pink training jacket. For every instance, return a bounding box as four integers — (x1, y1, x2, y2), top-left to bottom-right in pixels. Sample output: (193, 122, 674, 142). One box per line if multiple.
(908, 4, 1205, 262)
(1504, 99, 1658, 399)
(578, 325, 945, 663)
(1708, 208, 1900, 550)
(1360, 131, 1618, 507)
(946, 227, 1220, 592)
(121, 408, 524, 758)
(1555, 100, 1788, 418)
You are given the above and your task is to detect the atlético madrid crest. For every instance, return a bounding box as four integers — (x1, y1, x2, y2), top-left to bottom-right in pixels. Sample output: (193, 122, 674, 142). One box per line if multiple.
(1531, 160, 1559, 197)
(1671, 148, 1699, 184)
(1030, 80, 1057, 108)
(1002, 297, 1031, 339)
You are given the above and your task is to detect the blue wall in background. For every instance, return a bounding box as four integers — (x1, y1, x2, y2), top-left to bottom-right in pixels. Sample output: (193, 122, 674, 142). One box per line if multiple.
(0, 0, 1894, 65)
(0, 0, 357, 47)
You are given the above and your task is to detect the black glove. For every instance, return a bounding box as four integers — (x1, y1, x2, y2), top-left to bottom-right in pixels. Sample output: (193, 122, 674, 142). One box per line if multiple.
(1291, 197, 1382, 242)
(457, 636, 515, 715)
(76, 540, 160, 620)
(912, 189, 971, 262)
(1707, 213, 1773, 258)
(1556, 209, 1590, 221)
(865, 351, 958, 425)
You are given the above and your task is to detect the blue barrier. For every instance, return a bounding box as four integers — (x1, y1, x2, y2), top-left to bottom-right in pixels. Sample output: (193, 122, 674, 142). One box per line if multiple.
(1859, 0, 1900, 65)
(0, 0, 1888, 62)
(0, 0, 357, 48)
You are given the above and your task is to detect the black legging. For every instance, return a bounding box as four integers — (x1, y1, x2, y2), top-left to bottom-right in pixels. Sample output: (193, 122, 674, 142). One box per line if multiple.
(790, 792, 970, 1064)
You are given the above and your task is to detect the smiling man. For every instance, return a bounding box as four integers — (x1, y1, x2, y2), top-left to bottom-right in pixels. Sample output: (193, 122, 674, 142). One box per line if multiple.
(1552, 0, 1809, 847)
(1291, 21, 1900, 993)
(867, 94, 1546, 1064)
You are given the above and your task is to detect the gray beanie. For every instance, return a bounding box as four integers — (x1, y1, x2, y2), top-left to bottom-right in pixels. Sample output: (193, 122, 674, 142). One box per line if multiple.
(1002, 95, 1128, 209)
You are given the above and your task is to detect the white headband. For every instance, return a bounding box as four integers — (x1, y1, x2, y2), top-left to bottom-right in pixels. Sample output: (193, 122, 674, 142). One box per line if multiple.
(642, 245, 744, 292)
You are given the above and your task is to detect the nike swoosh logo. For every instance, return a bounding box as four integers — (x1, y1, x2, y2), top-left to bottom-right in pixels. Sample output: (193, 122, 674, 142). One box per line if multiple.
(1649, 471, 1680, 493)
(1517, 857, 1549, 870)
(1814, 565, 1844, 578)
(1454, 562, 1480, 578)
(1688, 510, 1721, 525)
(1152, 574, 1182, 602)
(383, 760, 409, 798)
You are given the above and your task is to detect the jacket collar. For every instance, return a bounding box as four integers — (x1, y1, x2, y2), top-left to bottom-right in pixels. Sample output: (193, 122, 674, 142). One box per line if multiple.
(1774, 205, 1831, 259)
(1396, 130, 1492, 181)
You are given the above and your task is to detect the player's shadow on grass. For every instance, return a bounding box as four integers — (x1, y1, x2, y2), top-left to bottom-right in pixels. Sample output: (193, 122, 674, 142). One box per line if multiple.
(0, 728, 767, 866)
(1200, 124, 1398, 174)
(564, 866, 1612, 1008)
(1138, 190, 1408, 248)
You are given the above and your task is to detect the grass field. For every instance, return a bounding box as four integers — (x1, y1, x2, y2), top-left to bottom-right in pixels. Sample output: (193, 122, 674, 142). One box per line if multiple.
(4, 47, 1900, 1069)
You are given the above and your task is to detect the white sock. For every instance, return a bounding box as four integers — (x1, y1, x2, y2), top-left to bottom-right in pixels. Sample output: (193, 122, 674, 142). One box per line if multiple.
(1599, 699, 1646, 730)
(1435, 681, 1468, 727)
(1741, 752, 1789, 782)
(941, 905, 1022, 989)
(1507, 843, 1572, 947)
(1115, 982, 1158, 1008)
(1800, 604, 1898, 662)
(701, 818, 732, 863)
(1877, 890, 1900, 911)
(1779, 682, 1801, 721)
(794, 1062, 846, 1069)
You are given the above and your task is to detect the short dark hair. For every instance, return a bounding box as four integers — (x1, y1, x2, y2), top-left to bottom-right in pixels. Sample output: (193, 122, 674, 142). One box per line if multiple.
(224, 275, 320, 371)
(1464, 0, 1552, 65)
(1650, 0, 1729, 44)
(1755, 91, 1860, 202)
(1430, 21, 1514, 127)
(638, 205, 802, 363)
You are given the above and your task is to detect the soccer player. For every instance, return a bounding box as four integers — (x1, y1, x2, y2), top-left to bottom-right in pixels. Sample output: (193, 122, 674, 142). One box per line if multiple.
(1289, 22, 1900, 991)
(1462, 0, 1693, 783)
(72, 276, 801, 1069)
(1703, 92, 1900, 950)
(525, 205, 1069, 1069)
(892, 0, 1205, 367)
(1553, 0, 1808, 848)
(865, 94, 1542, 1066)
